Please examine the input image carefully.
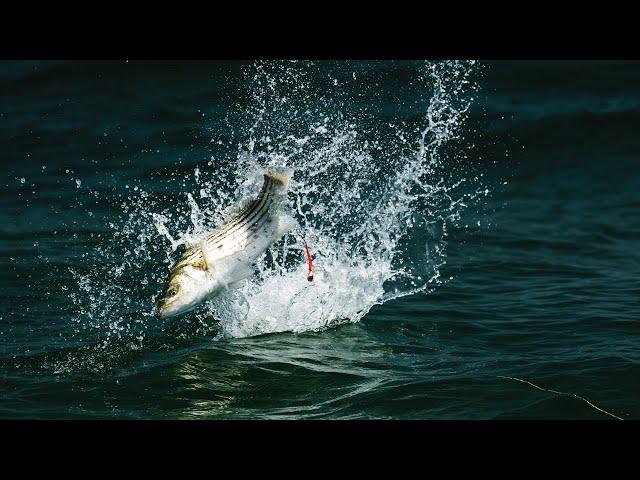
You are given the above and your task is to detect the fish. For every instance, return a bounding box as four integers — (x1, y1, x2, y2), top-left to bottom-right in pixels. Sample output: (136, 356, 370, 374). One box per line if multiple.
(155, 170, 295, 319)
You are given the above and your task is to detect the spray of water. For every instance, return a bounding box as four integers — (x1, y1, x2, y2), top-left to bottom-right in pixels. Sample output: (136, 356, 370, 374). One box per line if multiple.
(63, 60, 484, 371)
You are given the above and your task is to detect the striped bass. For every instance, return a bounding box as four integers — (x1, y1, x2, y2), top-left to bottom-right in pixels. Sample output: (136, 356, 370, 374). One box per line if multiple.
(155, 170, 295, 319)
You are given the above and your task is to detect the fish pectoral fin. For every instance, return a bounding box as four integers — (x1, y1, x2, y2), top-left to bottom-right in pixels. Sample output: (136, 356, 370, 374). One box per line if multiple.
(192, 258, 208, 271)
(275, 214, 297, 238)
(200, 243, 218, 272)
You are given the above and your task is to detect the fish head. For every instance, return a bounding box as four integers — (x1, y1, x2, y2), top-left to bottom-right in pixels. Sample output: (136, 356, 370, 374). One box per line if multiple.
(155, 262, 217, 318)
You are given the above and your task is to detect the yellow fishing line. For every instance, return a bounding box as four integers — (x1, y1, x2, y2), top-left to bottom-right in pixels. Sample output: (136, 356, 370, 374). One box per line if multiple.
(497, 375, 623, 420)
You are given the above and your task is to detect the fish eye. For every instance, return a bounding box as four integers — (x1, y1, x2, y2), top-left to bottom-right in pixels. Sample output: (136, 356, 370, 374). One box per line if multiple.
(168, 288, 178, 297)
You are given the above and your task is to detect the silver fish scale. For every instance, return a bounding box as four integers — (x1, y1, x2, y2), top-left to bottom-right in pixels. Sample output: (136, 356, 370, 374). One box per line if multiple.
(172, 175, 285, 271)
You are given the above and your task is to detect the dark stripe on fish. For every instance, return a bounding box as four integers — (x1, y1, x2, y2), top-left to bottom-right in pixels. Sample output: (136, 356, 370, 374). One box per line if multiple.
(199, 175, 282, 248)
(170, 173, 286, 271)
(204, 181, 274, 245)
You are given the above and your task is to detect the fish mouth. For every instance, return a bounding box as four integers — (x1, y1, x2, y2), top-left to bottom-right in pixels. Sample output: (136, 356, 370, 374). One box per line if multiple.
(155, 297, 197, 319)
(155, 304, 178, 319)
(155, 298, 173, 319)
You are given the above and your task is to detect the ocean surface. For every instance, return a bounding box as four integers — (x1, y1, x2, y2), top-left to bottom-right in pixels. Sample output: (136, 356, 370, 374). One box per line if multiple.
(1, 60, 638, 419)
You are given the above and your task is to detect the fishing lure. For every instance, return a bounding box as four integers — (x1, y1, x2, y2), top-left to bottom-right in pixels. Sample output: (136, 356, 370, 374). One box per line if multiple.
(304, 240, 316, 282)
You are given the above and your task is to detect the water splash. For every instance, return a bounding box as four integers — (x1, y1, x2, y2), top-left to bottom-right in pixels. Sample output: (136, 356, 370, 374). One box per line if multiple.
(64, 60, 485, 370)
(202, 60, 483, 337)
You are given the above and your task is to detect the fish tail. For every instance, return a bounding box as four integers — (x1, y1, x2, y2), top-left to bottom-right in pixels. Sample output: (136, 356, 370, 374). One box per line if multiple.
(264, 170, 293, 191)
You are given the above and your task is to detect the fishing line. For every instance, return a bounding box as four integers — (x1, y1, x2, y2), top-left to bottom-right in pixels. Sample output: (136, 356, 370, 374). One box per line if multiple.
(497, 375, 623, 420)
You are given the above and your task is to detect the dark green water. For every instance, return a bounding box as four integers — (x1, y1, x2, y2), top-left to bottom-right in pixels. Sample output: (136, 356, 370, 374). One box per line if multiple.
(1, 61, 638, 419)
